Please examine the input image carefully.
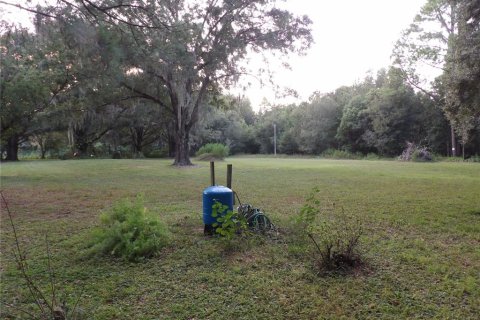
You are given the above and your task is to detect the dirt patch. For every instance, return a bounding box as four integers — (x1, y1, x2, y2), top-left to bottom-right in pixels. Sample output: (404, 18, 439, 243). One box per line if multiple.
(0, 187, 114, 222)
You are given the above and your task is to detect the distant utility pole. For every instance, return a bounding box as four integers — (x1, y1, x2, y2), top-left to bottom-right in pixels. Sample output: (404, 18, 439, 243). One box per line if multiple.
(451, 126, 456, 157)
(273, 123, 277, 156)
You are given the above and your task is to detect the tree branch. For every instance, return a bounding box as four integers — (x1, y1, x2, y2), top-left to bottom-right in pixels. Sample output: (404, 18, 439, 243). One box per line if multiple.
(0, 0, 57, 19)
(435, 8, 453, 35)
(121, 81, 172, 112)
(187, 76, 210, 131)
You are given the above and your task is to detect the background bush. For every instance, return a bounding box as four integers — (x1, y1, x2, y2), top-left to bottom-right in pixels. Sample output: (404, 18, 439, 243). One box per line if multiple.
(195, 143, 229, 160)
(321, 149, 363, 160)
(89, 195, 170, 261)
(144, 147, 169, 158)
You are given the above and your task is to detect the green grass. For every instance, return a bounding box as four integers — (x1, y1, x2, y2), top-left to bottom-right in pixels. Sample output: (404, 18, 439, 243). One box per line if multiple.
(1, 157, 479, 319)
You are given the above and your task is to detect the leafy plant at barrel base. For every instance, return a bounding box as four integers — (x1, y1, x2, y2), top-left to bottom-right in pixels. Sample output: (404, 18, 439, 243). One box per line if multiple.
(89, 195, 170, 262)
(212, 201, 248, 240)
(297, 187, 364, 273)
(212, 201, 250, 250)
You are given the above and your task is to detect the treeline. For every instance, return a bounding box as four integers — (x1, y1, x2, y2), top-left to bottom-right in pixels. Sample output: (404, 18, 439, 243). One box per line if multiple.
(195, 68, 479, 158)
(9, 66, 480, 160)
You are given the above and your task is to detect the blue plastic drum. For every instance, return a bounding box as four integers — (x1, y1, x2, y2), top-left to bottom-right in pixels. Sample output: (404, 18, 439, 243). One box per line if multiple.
(203, 185, 233, 225)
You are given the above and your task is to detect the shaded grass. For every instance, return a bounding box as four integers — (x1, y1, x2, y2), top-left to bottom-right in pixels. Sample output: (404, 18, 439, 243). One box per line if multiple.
(1, 157, 479, 319)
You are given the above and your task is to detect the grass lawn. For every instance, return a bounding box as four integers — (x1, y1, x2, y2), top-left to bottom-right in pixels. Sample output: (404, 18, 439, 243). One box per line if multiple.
(1, 157, 479, 319)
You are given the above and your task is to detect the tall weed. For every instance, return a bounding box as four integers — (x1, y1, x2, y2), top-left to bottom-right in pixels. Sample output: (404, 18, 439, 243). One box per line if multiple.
(297, 187, 364, 273)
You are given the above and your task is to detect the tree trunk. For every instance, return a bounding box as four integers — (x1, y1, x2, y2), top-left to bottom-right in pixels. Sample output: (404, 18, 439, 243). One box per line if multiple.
(33, 135, 47, 159)
(5, 135, 19, 161)
(39, 137, 47, 159)
(170, 77, 209, 166)
(173, 126, 192, 166)
(167, 124, 176, 158)
(130, 127, 144, 158)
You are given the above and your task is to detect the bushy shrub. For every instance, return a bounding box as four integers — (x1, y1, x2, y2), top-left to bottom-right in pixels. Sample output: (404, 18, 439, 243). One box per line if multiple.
(18, 150, 40, 160)
(112, 151, 122, 159)
(196, 143, 229, 160)
(412, 149, 433, 161)
(465, 155, 480, 163)
(437, 156, 465, 162)
(89, 195, 170, 261)
(144, 147, 169, 158)
(321, 149, 363, 160)
(113, 146, 134, 159)
(93, 142, 109, 157)
(364, 152, 380, 160)
(59, 150, 75, 160)
(297, 187, 363, 273)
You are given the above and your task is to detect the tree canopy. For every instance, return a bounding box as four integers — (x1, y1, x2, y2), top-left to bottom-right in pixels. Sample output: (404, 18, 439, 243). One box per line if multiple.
(393, 0, 480, 157)
(38, 0, 313, 165)
(1, 0, 479, 161)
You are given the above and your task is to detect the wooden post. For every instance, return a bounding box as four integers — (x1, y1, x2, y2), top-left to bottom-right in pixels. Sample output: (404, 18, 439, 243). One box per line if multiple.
(210, 161, 215, 186)
(226, 164, 232, 189)
(226, 164, 234, 205)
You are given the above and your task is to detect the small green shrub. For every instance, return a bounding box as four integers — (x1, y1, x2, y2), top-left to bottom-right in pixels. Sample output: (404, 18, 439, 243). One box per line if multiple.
(52, 147, 72, 159)
(112, 150, 122, 159)
(321, 149, 362, 160)
(18, 149, 40, 160)
(93, 142, 109, 157)
(364, 152, 380, 160)
(411, 149, 433, 162)
(113, 146, 134, 159)
(196, 143, 229, 160)
(437, 156, 465, 162)
(59, 150, 75, 160)
(297, 187, 363, 273)
(89, 195, 170, 261)
(465, 154, 480, 162)
(144, 147, 168, 158)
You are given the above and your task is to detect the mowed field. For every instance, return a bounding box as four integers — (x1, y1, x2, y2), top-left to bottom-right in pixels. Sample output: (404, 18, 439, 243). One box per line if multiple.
(1, 157, 479, 319)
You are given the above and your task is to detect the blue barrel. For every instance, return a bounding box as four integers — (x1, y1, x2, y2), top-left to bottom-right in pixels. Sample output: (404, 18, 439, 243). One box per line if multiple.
(203, 186, 233, 225)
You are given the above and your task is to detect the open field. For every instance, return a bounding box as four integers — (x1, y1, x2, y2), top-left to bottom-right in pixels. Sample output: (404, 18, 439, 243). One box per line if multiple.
(1, 157, 479, 319)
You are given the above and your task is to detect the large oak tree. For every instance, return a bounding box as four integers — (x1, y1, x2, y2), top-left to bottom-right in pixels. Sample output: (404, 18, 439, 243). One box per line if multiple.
(44, 0, 312, 165)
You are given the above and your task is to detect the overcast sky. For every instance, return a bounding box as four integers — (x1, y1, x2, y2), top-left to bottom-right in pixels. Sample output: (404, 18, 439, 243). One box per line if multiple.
(1, 0, 425, 111)
(232, 0, 425, 110)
